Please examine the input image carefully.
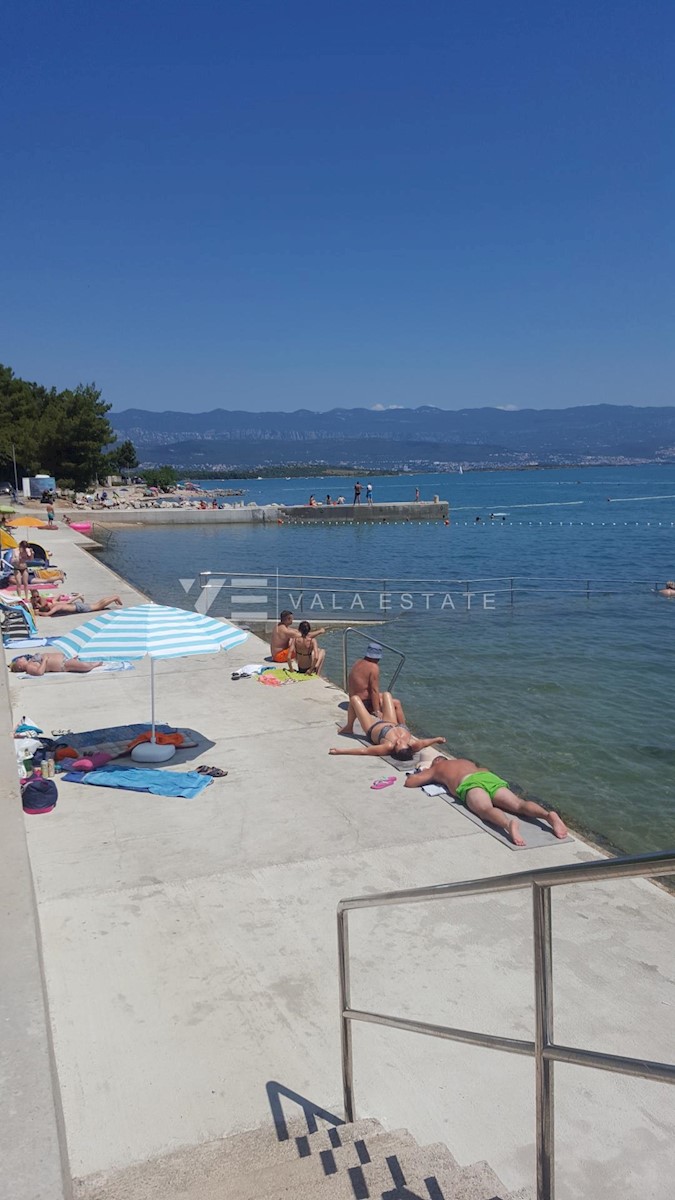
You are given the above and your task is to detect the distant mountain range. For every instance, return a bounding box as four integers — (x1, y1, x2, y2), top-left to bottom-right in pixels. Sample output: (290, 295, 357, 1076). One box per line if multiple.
(111, 405, 675, 470)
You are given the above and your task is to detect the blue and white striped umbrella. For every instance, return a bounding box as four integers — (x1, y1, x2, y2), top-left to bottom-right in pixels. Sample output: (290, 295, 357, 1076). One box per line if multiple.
(53, 603, 248, 661)
(53, 603, 248, 740)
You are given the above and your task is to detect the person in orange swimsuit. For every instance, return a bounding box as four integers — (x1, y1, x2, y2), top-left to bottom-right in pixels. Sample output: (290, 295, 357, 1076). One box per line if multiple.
(270, 610, 327, 663)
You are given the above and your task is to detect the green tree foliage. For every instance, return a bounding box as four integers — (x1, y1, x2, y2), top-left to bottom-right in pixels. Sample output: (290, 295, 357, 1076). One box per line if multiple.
(142, 466, 179, 491)
(102, 438, 139, 476)
(0, 364, 116, 489)
(114, 439, 139, 470)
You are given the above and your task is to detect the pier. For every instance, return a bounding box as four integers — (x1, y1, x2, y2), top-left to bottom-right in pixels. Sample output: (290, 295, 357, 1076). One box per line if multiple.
(279, 499, 449, 523)
(2, 524, 674, 1199)
(53, 499, 449, 526)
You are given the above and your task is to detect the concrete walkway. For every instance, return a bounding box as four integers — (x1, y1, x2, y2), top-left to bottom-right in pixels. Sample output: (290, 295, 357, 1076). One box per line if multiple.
(6, 525, 675, 1199)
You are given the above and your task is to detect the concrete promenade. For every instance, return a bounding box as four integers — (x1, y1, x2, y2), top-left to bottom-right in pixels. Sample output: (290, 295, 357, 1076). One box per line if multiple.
(4, 524, 675, 1199)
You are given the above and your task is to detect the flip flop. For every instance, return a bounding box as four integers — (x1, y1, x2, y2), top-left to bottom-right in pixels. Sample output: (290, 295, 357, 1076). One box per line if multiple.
(371, 776, 396, 790)
(196, 765, 228, 777)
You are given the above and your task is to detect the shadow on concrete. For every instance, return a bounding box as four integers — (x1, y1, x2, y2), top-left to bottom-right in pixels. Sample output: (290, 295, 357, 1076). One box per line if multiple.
(157, 728, 217, 765)
(265, 1082, 458, 1200)
(265, 1080, 343, 1142)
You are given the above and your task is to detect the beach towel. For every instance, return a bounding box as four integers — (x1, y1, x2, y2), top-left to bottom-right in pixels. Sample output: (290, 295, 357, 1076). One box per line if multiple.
(54, 723, 198, 761)
(4, 637, 50, 649)
(33, 568, 64, 581)
(90, 660, 134, 673)
(258, 667, 314, 685)
(62, 764, 212, 799)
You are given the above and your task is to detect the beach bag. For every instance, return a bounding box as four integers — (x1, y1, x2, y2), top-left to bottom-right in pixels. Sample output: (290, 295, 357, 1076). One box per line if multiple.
(22, 777, 58, 814)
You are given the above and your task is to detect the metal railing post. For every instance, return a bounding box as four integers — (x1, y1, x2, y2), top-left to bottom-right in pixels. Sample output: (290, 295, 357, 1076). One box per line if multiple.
(342, 629, 349, 693)
(388, 654, 406, 693)
(533, 884, 555, 1200)
(299, 578, 304, 613)
(337, 851, 675, 1193)
(337, 908, 355, 1122)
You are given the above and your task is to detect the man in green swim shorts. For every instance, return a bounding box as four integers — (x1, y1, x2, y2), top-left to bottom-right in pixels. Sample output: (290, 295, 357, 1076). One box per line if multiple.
(404, 754, 568, 847)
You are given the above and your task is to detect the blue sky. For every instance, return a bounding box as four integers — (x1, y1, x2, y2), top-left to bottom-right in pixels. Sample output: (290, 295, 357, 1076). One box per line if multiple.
(2, 1, 672, 412)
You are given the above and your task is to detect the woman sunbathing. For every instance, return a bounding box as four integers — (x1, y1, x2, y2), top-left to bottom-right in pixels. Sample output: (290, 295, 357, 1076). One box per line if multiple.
(10, 651, 102, 675)
(31, 590, 122, 616)
(330, 692, 445, 762)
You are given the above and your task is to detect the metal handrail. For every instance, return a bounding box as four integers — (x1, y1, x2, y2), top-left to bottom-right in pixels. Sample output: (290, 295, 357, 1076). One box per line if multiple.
(341, 626, 406, 694)
(198, 572, 663, 615)
(199, 569, 661, 587)
(336, 848, 675, 1200)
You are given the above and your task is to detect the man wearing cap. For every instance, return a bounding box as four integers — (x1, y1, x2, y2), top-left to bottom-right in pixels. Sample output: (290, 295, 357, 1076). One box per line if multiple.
(340, 642, 406, 732)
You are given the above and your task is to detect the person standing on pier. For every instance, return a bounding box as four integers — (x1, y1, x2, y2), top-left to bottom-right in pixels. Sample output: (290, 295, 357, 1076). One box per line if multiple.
(415, 486, 420, 502)
(366, 482, 373, 505)
(353, 481, 362, 505)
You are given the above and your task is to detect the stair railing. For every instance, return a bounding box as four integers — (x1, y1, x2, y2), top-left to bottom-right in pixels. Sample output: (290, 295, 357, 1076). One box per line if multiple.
(337, 848, 675, 1200)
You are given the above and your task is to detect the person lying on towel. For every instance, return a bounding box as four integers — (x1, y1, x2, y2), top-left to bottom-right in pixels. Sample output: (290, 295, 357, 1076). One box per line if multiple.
(31, 590, 122, 617)
(10, 651, 102, 675)
(330, 693, 445, 764)
(270, 609, 326, 664)
(404, 755, 568, 847)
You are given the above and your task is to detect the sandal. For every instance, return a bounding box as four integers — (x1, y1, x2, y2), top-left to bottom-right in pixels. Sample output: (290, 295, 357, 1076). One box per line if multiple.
(196, 765, 228, 778)
(371, 776, 396, 790)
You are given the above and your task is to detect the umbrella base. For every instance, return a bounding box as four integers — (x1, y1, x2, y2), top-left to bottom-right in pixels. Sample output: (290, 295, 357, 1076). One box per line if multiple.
(131, 741, 176, 763)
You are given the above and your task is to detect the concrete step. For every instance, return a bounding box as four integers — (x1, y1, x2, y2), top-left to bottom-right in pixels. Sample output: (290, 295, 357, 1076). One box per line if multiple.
(229, 1129, 421, 1199)
(328, 1151, 507, 1200)
(235, 1135, 510, 1200)
(285, 1117, 386, 1165)
(76, 1121, 521, 1200)
(75, 1119, 386, 1200)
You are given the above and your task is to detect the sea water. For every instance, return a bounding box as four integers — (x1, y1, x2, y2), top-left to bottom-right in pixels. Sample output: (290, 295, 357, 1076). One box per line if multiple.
(97, 465, 675, 854)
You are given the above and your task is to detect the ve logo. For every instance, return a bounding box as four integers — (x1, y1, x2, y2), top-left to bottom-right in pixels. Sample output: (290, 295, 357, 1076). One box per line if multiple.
(178, 575, 270, 620)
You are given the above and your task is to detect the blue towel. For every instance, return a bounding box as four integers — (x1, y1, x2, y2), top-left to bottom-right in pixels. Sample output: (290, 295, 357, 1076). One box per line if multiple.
(62, 764, 213, 799)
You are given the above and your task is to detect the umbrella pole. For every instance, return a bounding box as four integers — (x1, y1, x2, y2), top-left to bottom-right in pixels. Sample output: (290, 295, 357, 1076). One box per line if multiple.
(150, 658, 156, 743)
